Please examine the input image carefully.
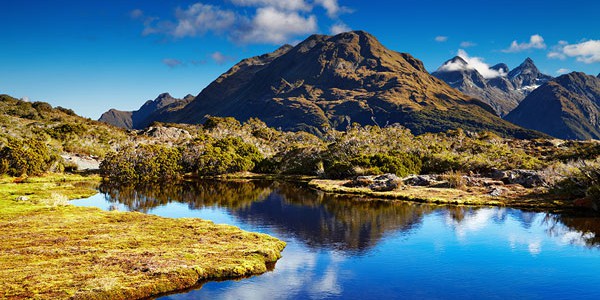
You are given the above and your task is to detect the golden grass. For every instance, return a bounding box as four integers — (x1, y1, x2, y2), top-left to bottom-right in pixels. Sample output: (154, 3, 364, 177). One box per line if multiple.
(0, 174, 286, 299)
(308, 179, 576, 210)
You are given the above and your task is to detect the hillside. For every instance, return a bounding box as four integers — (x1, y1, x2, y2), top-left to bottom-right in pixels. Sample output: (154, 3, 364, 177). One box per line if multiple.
(505, 72, 600, 140)
(102, 31, 543, 139)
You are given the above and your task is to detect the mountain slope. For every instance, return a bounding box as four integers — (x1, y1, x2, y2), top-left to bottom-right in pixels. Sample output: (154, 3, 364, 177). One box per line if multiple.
(505, 72, 600, 140)
(432, 57, 551, 116)
(99, 93, 194, 129)
(124, 31, 543, 138)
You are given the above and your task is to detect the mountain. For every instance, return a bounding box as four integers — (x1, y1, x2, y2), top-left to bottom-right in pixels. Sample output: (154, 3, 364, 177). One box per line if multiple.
(99, 93, 194, 129)
(508, 58, 552, 92)
(432, 57, 551, 116)
(110, 31, 543, 138)
(505, 72, 600, 140)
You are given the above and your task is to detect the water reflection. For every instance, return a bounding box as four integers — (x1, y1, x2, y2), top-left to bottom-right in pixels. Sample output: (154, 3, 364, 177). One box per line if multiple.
(77, 180, 600, 299)
(96, 180, 600, 252)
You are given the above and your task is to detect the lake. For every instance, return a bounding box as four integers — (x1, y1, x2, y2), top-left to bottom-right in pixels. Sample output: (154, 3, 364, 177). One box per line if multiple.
(73, 180, 600, 299)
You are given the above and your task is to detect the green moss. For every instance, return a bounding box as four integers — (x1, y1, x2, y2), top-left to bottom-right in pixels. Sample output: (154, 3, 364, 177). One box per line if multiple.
(0, 175, 286, 299)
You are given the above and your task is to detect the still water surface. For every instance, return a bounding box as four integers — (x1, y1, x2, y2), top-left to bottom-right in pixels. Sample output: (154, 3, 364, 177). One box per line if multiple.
(73, 180, 600, 299)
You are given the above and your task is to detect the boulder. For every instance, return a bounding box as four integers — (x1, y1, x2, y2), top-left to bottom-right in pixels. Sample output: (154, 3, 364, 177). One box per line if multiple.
(403, 175, 441, 186)
(15, 196, 29, 201)
(489, 169, 546, 188)
(488, 186, 508, 197)
(344, 174, 401, 191)
(369, 174, 401, 192)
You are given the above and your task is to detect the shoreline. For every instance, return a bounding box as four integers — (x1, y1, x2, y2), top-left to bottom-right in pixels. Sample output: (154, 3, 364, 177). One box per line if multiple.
(307, 178, 590, 212)
(0, 174, 286, 300)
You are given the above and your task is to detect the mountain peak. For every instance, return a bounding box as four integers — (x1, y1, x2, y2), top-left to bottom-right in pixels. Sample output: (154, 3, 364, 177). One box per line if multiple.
(513, 57, 539, 73)
(491, 63, 509, 74)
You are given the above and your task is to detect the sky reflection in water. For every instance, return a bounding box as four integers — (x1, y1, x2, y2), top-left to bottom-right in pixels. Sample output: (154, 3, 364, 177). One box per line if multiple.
(73, 180, 600, 299)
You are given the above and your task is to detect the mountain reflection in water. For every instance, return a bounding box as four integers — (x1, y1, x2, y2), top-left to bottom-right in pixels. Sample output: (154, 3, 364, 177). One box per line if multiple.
(69, 179, 600, 299)
(96, 180, 600, 251)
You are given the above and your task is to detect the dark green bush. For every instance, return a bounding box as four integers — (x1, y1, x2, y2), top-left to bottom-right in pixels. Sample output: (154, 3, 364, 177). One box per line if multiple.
(324, 152, 422, 179)
(0, 138, 54, 176)
(100, 144, 182, 182)
(196, 137, 263, 175)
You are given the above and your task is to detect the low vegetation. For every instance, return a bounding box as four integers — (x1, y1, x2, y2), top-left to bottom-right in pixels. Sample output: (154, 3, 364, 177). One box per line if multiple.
(0, 174, 286, 299)
(3, 93, 600, 208)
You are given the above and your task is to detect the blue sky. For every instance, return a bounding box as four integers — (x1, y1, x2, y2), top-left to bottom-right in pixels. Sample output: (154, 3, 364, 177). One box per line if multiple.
(2, 0, 599, 118)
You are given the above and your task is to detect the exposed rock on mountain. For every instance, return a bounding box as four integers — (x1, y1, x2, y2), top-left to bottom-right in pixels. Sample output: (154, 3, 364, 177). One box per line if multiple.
(110, 31, 543, 138)
(99, 93, 194, 129)
(508, 58, 552, 92)
(505, 72, 600, 140)
(432, 57, 552, 116)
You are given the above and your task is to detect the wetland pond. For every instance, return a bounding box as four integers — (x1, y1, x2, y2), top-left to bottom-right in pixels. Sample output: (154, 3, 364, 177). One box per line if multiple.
(73, 180, 600, 299)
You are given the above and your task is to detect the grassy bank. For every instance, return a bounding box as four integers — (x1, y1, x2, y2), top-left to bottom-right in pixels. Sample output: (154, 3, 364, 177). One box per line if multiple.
(0, 174, 286, 299)
(309, 179, 578, 210)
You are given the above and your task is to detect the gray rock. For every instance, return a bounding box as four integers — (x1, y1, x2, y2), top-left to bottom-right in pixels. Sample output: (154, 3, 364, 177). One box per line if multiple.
(15, 196, 29, 201)
(488, 186, 508, 197)
(505, 169, 546, 188)
(369, 174, 400, 192)
(489, 169, 546, 188)
(344, 174, 401, 191)
(403, 175, 441, 186)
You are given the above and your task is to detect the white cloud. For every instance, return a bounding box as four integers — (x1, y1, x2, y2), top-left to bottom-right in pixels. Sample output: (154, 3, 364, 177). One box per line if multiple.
(172, 3, 238, 38)
(556, 68, 570, 74)
(460, 41, 476, 48)
(230, 0, 311, 11)
(330, 22, 350, 35)
(314, 0, 351, 17)
(503, 34, 546, 53)
(562, 40, 600, 63)
(210, 51, 235, 65)
(437, 49, 507, 79)
(162, 58, 184, 68)
(139, 1, 351, 45)
(435, 36, 448, 42)
(238, 7, 317, 44)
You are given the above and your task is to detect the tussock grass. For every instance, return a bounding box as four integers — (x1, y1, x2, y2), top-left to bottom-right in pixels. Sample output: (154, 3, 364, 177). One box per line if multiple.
(0, 175, 286, 299)
(308, 179, 576, 210)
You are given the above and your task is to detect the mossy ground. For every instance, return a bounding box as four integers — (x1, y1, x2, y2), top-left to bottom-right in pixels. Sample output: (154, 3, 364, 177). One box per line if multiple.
(0, 174, 286, 299)
(309, 179, 577, 210)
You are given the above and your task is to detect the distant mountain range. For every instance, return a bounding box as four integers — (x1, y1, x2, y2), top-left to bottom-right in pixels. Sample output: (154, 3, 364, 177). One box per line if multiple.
(99, 31, 542, 139)
(99, 93, 194, 129)
(432, 57, 552, 116)
(505, 72, 600, 140)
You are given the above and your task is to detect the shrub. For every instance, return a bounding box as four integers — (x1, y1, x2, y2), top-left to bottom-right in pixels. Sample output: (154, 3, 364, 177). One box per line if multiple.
(324, 152, 422, 179)
(196, 137, 263, 175)
(0, 138, 55, 176)
(100, 144, 182, 182)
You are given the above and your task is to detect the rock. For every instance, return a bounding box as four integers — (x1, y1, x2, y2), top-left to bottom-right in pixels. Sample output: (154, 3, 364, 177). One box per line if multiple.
(489, 169, 508, 180)
(489, 169, 546, 188)
(369, 174, 401, 192)
(488, 186, 508, 197)
(344, 174, 401, 191)
(60, 154, 101, 171)
(15, 196, 29, 201)
(505, 169, 546, 188)
(403, 175, 441, 186)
